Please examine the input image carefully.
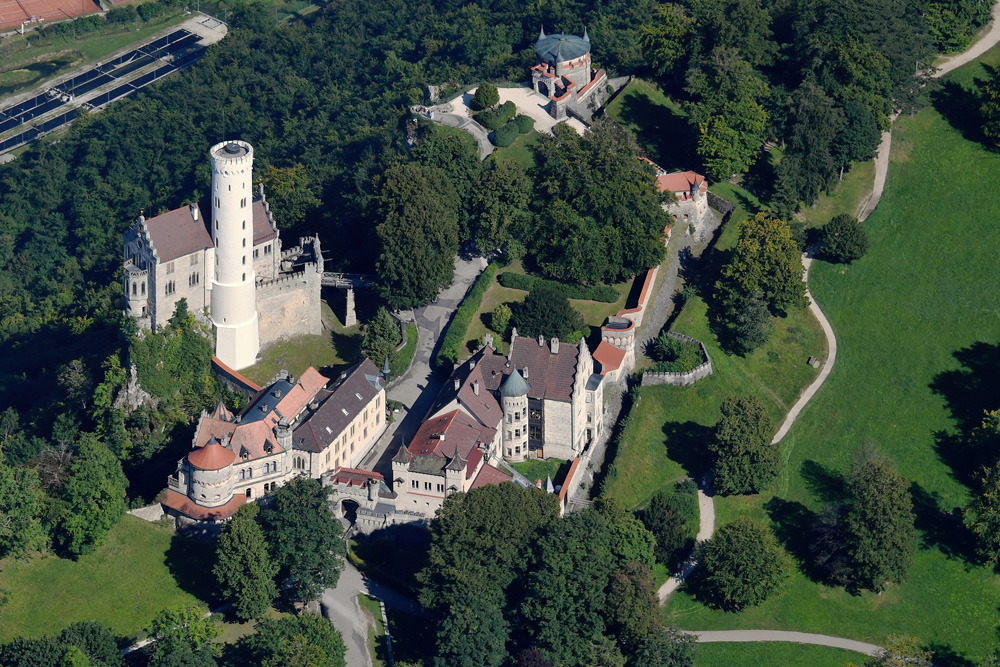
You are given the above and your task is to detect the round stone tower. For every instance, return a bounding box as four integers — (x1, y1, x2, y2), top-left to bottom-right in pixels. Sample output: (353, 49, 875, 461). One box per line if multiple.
(500, 367, 531, 462)
(209, 140, 260, 370)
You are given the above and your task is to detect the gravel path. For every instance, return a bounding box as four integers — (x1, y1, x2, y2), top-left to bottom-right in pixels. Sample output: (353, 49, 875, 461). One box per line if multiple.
(688, 630, 882, 656)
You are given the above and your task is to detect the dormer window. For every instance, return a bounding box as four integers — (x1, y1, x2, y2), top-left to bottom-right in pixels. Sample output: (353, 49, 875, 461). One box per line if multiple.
(242, 452, 249, 461)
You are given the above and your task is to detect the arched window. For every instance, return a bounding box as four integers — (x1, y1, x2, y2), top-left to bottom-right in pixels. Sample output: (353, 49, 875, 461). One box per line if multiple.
(242, 238, 246, 247)
(242, 220, 246, 230)
(131, 282, 136, 296)
(141, 282, 145, 296)
(248, 468, 252, 478)
(242, 256, 246, 265)
(239, 470, 245, 480)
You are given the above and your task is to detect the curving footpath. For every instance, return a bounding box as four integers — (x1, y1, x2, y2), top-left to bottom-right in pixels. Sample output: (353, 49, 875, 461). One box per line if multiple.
(687, 630, 882, 657)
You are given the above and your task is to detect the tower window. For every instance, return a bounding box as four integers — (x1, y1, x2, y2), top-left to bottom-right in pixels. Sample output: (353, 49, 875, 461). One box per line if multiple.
(242, 256, 246, 265)
(228, 184, 231, 191)
(242, 273, 245, 281)
(242, 238, 246, 248)
(141, 282, 145, 296)
(131, 282, 136, 296)
(242, 220, 246, 230)
(254, 249, 259, 258)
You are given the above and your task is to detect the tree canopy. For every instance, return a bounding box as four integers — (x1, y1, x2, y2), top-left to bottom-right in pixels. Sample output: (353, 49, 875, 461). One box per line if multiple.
(213, 503, 278, 621)
(710, 394, 779, 495)
(697, 518, 791, 610)
(512, 285, 585, 341)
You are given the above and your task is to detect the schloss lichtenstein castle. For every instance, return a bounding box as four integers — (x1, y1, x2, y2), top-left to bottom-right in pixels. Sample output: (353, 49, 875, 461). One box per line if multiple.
(128, 24, 714, 531)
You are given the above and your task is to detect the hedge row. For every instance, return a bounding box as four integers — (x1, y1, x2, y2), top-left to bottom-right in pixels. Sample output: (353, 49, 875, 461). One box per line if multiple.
(474, 101, 516, 131)
(497, 272, 620, 303)
(492, 121, 519, 147)
(436, 262, 500, 373)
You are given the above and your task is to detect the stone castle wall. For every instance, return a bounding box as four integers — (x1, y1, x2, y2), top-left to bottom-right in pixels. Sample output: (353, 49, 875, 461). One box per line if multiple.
(256, 266, 322, 348)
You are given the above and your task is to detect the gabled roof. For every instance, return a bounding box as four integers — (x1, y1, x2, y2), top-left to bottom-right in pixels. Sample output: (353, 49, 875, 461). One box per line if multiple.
(593, 341, 626, 375)
(657, 171, 706, 194)
(429, 349, 502, 429)
(293, 360, 383, 454)
(252, 199, 278, 246)
(328, 467, 384, 487)
(470, 463, 513, 489)
(143, 204, 211, 263)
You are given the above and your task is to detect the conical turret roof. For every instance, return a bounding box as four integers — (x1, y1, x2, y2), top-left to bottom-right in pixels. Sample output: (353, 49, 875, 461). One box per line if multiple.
(500, 368, 531, 397)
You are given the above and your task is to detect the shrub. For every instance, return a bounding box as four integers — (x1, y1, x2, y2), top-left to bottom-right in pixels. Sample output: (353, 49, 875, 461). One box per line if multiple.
(474, 101, 516, 131)
(471, 82, 499, 111)
(492, 121, 519, 147)
(497, 272, 619, 302)
(436, 263, 499, 373)
(649, 331, 704, 373)
(490, 303, 512, 335)
(106, 5, 138, 24)
(137, 1, 166, 21)
(821, 213, 869, 263)
(514, 114, 534, 134)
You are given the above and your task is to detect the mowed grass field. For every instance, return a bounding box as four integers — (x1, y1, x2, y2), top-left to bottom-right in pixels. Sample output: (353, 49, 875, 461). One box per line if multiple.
(665, 47, 1000, 662)
(694, 641, 859, 666)
(0, 516, 213, 641)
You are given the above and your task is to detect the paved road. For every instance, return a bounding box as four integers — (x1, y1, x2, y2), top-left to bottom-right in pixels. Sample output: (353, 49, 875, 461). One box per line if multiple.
(657, 479, 715, 601)
(359, 257, 486, 476)
(688, 630, 882, 656)
(322, 563, 372, 667)
(429, 112, 494, 160)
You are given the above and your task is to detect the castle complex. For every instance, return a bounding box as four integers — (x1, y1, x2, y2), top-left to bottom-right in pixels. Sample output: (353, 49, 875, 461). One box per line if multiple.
(123, 140, 323, 370)
(531, 26, 608, 120)
(161, 359, 388, 526)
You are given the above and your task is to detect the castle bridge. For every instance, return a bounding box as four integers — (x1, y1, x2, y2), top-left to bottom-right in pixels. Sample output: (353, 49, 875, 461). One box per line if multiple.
(321, 272, 377, 289)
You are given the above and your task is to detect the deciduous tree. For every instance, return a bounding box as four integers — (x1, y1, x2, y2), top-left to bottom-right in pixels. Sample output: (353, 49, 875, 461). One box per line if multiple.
(374, 163, 460, 309)
(710, 394, 778, 495)
(966, 464, 1000, 565)
(718, 213, 807, 312)
(213, 503, 277, 620)
(243, 613, 346, 667)
(0, 448, 47, 559)
(59, 434, 127, 555)
(147, 606, 221, 664)
(512, 284, 584, 341)
(258, 476, 345, 602)
(433, 587, 509, 667)
(698, 518, 791, 610)
(471, 82, 500, 110)
(632, 624, 696, 667)
(468, 160, 531, 258)
(642, 488, 689, 567)
(844, 456, 915, 592)
(865, 635, 932, 667)
(721, 289, 773, 356)
(821, 214, 870, 263)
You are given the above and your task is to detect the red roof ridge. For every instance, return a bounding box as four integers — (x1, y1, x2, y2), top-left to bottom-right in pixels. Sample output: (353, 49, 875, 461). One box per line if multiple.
(334, 467, 384, 480)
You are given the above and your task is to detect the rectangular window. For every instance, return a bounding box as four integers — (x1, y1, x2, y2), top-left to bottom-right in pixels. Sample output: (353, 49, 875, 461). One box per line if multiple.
(190, 254, 198, 266)
(350, 443, 354, 453)
(530, 425, 542, 440)
(436, 484, 444, 492)
(350, 425, 355, 436)
(264, 244, 271, 254)
(166, 262, 175, 274)
(363, 427, 368, 440)
(424, 482, 431, 491)
(254, 248, 259, 258)
(376, 414, 380, 426)
(411, 480, 418, 489)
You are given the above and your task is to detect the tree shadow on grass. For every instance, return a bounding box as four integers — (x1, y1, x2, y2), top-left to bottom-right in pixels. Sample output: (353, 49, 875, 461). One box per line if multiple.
(662, 420, 714, 478)
(800, 459, 847, 504)
(615, 91, 698, 171)
(930, 71, 991, 148)
(910, 481, 979, 566)
(165, 533, 220, 607)
(764, 497, 820, 579)
(926, 643, 977, 667)
(929, 341, 1000, 484)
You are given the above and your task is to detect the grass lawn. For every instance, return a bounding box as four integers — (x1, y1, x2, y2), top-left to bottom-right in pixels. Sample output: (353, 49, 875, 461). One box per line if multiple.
(511, 457, 570, 486)
(602, 294, 824, 511)
(243, 300, 361, 386)
(0, 516, 214, 642)
(664, 45, 1000, 663)
(490, 130, 541, 169)
(394, 323, 418, 376)
(694, 641, 860, 666)
(606, 78, 697, 171)
(461, 259, 633, 355)
(358, 594, 387, 667)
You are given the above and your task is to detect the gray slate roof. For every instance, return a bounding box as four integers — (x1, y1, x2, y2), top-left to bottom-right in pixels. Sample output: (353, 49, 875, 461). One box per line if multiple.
(535, 32, 590, 63)
(500, 368, 531, 397)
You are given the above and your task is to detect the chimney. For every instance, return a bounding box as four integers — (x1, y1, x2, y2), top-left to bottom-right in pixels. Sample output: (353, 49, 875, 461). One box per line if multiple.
(551, 338, 559, 355)
(190, 203, 199, 221)
(439, 432, 446, 441)
(454, 378, 460, 391)
(523, 366, 529, 379)
(468, 358, 476, 370)
(273, 389, 282, 398)
(473, 381, 480, 396)
(368, 479, 377, 502)
(538, 334, 545, 347)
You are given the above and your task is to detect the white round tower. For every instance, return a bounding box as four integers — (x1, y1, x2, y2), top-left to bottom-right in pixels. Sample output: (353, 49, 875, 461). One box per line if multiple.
(209, 140, 260, 370)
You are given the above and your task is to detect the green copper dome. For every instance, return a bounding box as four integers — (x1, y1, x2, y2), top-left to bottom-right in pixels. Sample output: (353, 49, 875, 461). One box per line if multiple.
(500, 368, 531, 397)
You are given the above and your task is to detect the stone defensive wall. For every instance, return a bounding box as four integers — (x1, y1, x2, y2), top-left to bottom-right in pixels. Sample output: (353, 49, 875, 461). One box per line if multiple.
(257, 235, 323, 347)
(640, 331, 712, 387)
(212, 354, 263, 397)
(557, 456, 583, 516)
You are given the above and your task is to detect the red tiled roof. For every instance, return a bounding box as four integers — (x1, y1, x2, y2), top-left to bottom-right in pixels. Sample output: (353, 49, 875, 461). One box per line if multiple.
(161, 489, 245, 521)
(328, 467, 384, 487)
(252, 200, 278, 245)
(593, 342, 626, 375)
(187, 440, 236, 470)
(471, 464, 513, 489)
(212, 356, 262, 392)
(408, 410, 495, 460)
(144, 204, 211, 263)
(558, 457, 582, 503)
(657, 171, 706, 194)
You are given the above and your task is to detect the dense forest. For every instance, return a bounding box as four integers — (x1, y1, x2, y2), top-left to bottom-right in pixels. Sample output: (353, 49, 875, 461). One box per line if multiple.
(0, 0, 993, 660)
